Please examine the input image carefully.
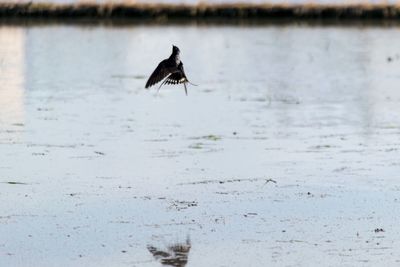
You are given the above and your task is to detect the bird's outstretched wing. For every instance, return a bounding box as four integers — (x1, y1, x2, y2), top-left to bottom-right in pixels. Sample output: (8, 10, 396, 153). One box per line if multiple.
(145, 60, 173, 89)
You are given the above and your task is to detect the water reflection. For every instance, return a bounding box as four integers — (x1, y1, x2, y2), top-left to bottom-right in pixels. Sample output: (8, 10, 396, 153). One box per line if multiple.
(0, 26, 25, 127)
(147, 238, 191, 267)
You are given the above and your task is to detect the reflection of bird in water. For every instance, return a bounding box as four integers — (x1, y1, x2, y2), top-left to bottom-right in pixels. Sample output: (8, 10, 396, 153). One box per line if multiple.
(145, 45, 196, 96)
(147, 237, 191, 267)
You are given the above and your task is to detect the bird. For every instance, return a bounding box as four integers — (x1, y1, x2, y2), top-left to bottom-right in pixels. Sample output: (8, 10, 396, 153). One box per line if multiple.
(145, 45, 196, 95)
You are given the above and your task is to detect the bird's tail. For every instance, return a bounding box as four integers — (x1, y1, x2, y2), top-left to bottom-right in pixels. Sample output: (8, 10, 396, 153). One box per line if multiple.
(187, 81, 198, 86)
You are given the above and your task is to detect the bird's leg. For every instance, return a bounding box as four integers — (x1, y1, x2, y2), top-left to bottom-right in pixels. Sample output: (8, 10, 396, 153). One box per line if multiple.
(157, 79, 168, 93)
(183, 83, 188, 96)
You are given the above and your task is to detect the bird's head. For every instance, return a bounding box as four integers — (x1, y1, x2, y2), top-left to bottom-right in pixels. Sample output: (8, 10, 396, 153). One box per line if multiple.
(172, 45, 180, 55)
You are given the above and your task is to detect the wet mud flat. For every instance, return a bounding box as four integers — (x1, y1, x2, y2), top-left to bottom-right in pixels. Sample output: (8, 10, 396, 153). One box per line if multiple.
(1, 21, 400, 266)
(2, 2, 400, 20)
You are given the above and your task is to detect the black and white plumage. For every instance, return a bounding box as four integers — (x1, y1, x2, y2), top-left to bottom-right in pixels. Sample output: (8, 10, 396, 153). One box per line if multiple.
(145, 45, 195, 95)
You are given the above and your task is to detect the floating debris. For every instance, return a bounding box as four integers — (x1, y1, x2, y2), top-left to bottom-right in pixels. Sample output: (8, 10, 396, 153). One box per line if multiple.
(190, 135, 221, 141)
(169, 200, 198, 211)
(264, 178, 277, 184)
(179, 177, 276, 186)
(188, 143, 203, 149)
(3, 181, 27, 185)
(202, 135, 221, 141)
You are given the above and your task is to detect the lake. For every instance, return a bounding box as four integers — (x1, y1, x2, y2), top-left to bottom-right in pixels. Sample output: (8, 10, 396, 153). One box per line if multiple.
(0, 21, 400, 266)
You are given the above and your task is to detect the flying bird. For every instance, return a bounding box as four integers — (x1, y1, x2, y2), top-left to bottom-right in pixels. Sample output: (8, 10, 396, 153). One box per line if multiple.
(145, 45, 196, 95)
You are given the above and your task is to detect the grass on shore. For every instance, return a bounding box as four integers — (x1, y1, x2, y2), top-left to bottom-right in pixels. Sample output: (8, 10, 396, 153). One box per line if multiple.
(1, 2, 400, 19)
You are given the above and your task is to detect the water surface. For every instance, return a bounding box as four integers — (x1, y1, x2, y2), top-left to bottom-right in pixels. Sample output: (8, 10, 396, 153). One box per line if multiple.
(0, 22, 400, 266)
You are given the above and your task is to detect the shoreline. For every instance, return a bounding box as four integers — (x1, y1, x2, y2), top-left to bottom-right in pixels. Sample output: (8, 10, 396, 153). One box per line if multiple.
(1, 2, 400, 20)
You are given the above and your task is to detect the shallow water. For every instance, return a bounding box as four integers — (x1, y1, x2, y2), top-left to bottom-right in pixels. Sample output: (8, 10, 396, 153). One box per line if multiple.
(0, 22, 400, 266)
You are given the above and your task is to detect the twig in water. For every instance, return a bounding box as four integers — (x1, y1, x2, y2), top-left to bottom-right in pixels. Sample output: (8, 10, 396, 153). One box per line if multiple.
(264, 178, 277, 185)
